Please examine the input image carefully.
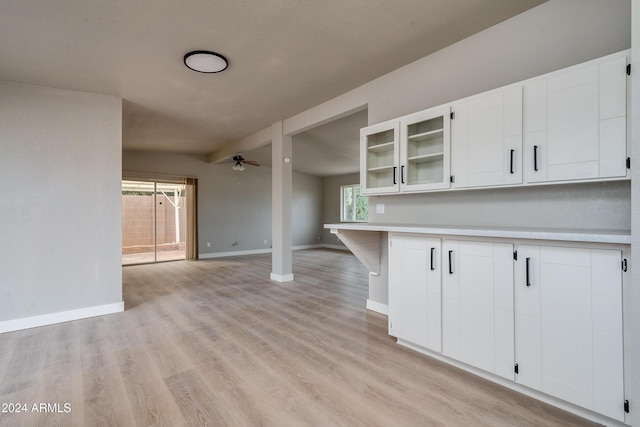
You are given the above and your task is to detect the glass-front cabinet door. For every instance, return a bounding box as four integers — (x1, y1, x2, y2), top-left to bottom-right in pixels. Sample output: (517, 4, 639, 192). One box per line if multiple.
(400, 106, 451, 192)
(360, 120, 400, 195)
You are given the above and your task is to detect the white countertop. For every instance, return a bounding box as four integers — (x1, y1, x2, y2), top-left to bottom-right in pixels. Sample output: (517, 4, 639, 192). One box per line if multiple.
(325, 223, 631, 245)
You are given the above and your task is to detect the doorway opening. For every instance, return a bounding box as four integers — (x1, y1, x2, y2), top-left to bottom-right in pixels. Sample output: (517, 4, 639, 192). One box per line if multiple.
(122, 180, 186, 265)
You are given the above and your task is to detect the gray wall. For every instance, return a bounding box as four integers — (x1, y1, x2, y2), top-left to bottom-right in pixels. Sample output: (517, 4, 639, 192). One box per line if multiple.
(368, 181, 631, 231)
(292, 172, 324, 247)
(322, 173, 360, 246)
(0, 82, 122, 322)
(122, 151, 323, 255)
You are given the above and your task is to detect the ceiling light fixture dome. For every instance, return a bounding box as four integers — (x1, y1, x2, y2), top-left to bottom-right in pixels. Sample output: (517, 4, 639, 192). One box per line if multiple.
(183, 50, 228, 73)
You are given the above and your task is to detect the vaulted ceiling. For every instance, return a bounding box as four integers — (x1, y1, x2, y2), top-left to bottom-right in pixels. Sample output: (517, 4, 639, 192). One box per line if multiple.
(0, 0, 546, 169)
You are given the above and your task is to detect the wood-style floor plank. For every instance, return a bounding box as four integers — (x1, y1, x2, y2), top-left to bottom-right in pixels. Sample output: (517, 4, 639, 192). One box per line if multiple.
(0, 249, 595, 426)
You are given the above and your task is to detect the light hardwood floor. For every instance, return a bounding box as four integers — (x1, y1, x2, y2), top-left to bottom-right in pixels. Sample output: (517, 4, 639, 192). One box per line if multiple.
(0, 249, 595, 426)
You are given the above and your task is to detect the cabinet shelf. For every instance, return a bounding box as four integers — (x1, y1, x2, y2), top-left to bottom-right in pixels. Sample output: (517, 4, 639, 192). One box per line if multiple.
(368, 165, 395, 172)
(408, 153, 444, 164)
(408, 129, 444, 142)
(367, 141, 395, 152)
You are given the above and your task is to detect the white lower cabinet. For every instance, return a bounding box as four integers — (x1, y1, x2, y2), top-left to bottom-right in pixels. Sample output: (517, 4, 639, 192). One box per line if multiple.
(388, 235, 626, 423)
(441, 240, 514, 380)
(514, 245, 625, 422)
(388, 234, 441, 352)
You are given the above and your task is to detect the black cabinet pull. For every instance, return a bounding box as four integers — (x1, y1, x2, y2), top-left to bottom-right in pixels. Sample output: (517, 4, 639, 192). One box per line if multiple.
(430, 247, 436, 271)
(401, 165, 405, 184)
(510, 149, 515, 174)
(393, 166, 397, 185)
(526, 257, 531, 287)
(533, 145, 539, 171)
(448, 250, 453, 274)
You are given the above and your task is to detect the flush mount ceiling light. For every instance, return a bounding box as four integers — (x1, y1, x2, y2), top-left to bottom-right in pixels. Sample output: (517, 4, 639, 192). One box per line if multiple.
(183, 50, 228, 73)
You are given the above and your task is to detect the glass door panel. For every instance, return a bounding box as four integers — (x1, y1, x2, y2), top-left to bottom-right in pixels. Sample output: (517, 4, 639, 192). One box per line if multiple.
(122, 180, 156, 265)
(155, 183, 186, 262)
(122, 180, 186, 265)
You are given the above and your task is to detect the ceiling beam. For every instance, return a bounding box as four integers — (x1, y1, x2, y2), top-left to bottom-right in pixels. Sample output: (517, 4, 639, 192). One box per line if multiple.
(206, 127, 272, 163)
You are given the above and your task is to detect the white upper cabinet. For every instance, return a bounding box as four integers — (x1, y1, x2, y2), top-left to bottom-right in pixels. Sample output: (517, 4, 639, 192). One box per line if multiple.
(360, 50, 629, 196)
(361, 106, 451, 195)
(451, 86, 523, 188)
(400, 106, 451, 192)
(360, 120, 400, 195)
(524, 52, 628, 183)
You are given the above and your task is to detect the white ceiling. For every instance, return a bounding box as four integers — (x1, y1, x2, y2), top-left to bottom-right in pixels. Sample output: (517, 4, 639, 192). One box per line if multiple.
(0, 0, 545, 164)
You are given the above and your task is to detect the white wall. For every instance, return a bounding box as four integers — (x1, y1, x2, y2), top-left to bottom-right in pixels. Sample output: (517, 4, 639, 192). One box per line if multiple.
(122, 151, 323, 255)
(0, 82, 123, 328)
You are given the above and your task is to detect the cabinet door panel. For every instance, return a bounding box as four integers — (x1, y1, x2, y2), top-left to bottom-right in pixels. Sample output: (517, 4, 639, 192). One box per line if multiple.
(541, 261, 593, 405)
(515, 246, 542, 389)
(547, 81, 599, 180)
(599, 56, 627, 120)
(400, 107, 451, 192)
(443, 241, 514, 379)
(389, 235, 442, 352)
(524, 79, 547, 133)
(525, 53, 627, 184)
(591, 249, 624, 420)
(524, 131, 547, 183)
(454, 88, 523, 188)
(425, 238, 442, 352)
(599, 116, 627, 177)
(360, 121, 400, 195)
(459, 246, 495, 372)
(516, 246, 626, 422)
(442, 240, 460, 359)
(400, 237, 429, 347)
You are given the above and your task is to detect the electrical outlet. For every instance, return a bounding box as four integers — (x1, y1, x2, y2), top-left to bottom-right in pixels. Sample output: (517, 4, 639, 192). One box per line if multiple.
(206, 242, 211, 248)
(264, 239, 268, 245)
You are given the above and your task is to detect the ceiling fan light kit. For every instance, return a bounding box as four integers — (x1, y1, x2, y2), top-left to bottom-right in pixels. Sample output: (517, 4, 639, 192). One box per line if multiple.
(183, 50, 228, 73)
(230, 154, 259, 171)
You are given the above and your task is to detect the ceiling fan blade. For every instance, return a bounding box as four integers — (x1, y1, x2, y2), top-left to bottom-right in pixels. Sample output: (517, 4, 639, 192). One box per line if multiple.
(244, 160, 260, 166)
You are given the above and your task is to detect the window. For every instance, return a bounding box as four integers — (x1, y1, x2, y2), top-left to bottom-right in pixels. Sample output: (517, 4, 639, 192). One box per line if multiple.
(341, 184, 368, 222)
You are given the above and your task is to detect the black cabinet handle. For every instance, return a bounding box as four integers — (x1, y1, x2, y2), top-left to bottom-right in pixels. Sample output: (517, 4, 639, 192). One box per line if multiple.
(533, 145, 538, 171)
(526, 257, 531, 287)
(448, 250, 453, 274)
(393, 166, 397, 185)
(510, 149, 515, 174)
(430, 247, 436, 271)
(401, 165, 405, 184)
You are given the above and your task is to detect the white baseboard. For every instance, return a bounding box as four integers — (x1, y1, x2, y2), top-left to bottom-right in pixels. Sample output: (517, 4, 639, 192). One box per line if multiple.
(366, 299, 389, 315)
(0, 301, 125, 334)
(199, 248, 271, 259)
(270, 273, 295, 282)
(199, 244, 328, 260)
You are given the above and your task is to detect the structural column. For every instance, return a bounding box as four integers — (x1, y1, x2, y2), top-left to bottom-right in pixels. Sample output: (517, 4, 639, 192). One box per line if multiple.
(271, 121, 294, 282)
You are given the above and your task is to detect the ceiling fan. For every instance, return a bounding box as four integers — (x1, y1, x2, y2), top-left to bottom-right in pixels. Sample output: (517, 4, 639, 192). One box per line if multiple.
(230, 154, 259, 171)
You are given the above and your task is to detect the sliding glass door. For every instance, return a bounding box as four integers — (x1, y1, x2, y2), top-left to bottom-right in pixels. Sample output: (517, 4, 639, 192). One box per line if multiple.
(121, 180, 186, 265)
